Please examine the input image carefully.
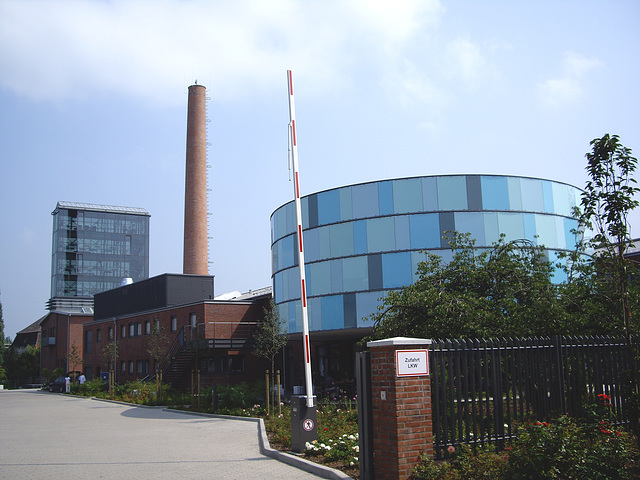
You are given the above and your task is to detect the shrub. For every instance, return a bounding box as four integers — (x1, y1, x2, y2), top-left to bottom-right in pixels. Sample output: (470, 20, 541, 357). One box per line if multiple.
(413, 396, 639, 480)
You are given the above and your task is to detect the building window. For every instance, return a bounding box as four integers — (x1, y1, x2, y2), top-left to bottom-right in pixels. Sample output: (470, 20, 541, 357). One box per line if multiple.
(129, 324, 135, 337)
(96, 328, 101, 343)
(85, 330, 93, 355)
(208, 356, 245, 374)
(108, 326, 113, 340)
(145, 321, 150, 335)
(121, 325, 126, 338)
(190, 313, 197, 329)
(137, 322, 142, 336)
(121, 361, 126, 373)
(154, 319, 160, 332)
(129, 361, 134, 374)
(171, 316, 177, 332)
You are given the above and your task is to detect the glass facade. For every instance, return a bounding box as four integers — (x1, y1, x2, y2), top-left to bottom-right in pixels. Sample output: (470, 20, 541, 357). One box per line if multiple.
(50, 202, 150, 299)
(271, 175, 582, 334)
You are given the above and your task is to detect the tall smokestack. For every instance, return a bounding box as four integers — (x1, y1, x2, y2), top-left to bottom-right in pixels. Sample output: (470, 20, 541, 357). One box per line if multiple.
(183, 83, 209, 275)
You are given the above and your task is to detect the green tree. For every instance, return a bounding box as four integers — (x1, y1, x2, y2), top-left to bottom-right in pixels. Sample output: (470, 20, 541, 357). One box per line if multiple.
(146, 321, 170, 374)
(253, 299, 289, 375)
(101, 339, 119, 382)
(578, 133, 639, 343)
(371, 233, 573, 341)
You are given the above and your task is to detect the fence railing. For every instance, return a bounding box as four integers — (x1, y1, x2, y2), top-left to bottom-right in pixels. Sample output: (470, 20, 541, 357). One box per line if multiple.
(430, 336, 633, 459)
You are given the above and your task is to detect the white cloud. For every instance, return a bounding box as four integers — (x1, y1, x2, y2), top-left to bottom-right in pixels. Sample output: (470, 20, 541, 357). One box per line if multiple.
(0, 0, 442, 105)
(443, 37, 498, 90)
(537, 51, 602, 107)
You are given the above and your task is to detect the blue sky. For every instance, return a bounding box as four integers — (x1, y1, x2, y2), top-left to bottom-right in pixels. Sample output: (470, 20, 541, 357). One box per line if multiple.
(1, 0, 639, 340)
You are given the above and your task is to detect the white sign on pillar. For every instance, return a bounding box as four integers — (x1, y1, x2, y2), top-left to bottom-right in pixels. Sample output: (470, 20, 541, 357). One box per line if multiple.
(396, 349, 430, 377)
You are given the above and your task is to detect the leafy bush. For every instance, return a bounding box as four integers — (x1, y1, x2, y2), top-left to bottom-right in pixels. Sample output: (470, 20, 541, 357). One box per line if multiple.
(78, 377, 108, 396)
(412, 396, 639, 480)
(215, 381, 264, 412)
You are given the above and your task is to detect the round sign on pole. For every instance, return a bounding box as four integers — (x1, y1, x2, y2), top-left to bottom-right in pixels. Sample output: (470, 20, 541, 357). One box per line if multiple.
(303, 418, 314, 431)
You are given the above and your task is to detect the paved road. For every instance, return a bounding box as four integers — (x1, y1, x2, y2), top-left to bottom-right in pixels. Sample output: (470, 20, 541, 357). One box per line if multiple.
(0, 389, 338, 480)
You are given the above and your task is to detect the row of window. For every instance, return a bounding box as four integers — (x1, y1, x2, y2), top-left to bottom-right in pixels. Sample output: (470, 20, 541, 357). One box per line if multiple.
(55, 211, 149, 235)
(271, 175, 580, 242)
(277, 292, 380, 333)
(272, 211, 579, 273)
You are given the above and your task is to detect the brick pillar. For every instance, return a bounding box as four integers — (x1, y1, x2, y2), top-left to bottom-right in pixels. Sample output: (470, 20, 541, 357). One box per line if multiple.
(368, 337, 433, 479)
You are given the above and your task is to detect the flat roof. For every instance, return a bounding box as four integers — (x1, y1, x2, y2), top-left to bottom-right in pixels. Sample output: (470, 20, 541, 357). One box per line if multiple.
(53, 201, 150, 216)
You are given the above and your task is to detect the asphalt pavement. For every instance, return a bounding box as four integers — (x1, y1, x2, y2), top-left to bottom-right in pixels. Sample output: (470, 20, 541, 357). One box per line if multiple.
(0, 389, 350, 479)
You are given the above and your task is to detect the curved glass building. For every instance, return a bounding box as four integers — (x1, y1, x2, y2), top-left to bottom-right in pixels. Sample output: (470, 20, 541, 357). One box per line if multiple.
(271, 175, 581, 335)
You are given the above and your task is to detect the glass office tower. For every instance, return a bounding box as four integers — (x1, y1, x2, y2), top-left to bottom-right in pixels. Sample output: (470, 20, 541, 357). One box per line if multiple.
(271, 175, 582, 334)
(48, 201, 150, 309)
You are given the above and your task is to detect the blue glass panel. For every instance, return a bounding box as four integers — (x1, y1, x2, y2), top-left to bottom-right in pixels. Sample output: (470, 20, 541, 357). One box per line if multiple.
(535, 214, 558, 248)
(439, 212, 455, 247)
(318, 227, 331, 260)
(422, 177, 439, 211)
(378, 181, 394, 215)
(484, 212, 500, 245)
(367, 217, 395, 252)
(411, 251, 428, 283)
(280, 235, 295, 270)
(339, 187, 353, 221)
(271, 245, 278, 274)
(507, 177, 523, 211)
(520, 178, 544, 212)
(353, 220, 368, 254)
(523, 213, 537, 244)
(551, 182, 572, 217)
(356, 292, 383, 327)
(344, 293, 357, 328)
(308, 297, 321, 331)
(321, 295, 344, 330)
(555, 217, 566, 248)
(330, 222, 354, 257)
(481, 176, 509, 210)
(551, 257, 568, 283)
(308, 261, 331, 296)
(330, 259, 343, 293)
(564, 218, 579, 250)
(276, 206, 287, 241)
(288, 301, 300, 334)
(542, 181, 554, 213)
(318, 189, 340, 225)
(393, 178, 423, 214)
(301, 197, 309, 229)
(343, 256, 369, 292)
(498, 213, 525, 241)
(409, 214, 440, 249)
(304, 229, 320, 263)
(286, 202, 296, 237)
(352, 183, 379, 219)
(454, 212, 485, 245)
(274, 271, 284, 303)
(288, 267, 301, 300)
(437, 176, 468, 210)
(368, 254, 383, 290)
(395, 216, 410, 250)
(382, 252, 412, 288)
(308, 194, 319, 228)
(466, 176, 483, 210)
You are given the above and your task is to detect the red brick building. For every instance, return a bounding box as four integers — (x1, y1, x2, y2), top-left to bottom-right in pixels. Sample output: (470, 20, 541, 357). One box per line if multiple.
(40, 311, 93, 375)
(81, 274, 273, 389)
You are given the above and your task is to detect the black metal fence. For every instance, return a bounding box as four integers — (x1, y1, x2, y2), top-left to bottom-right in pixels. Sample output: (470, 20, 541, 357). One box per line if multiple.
(430, 336, 634, 458)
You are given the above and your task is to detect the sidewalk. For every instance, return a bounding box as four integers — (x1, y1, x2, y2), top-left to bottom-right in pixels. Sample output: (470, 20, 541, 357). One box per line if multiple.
(0, 389, 351, 479)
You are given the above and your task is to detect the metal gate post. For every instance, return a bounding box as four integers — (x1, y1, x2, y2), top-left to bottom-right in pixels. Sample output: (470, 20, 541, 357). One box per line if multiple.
(356, 351, 374, 479)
